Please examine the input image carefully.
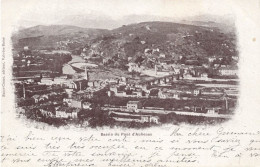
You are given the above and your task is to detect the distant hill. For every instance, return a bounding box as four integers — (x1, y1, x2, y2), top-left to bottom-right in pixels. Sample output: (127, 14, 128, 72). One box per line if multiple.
(56, 14, 120, 30)
(86, 21, 237, 60)
(16, 13, 235, 30)
(16, 25, 105, 37)
(12, 21, 237, 61)
(12, 25, 109, 49)
(179, 14, 236, 33)
(55, 14, 235, 31)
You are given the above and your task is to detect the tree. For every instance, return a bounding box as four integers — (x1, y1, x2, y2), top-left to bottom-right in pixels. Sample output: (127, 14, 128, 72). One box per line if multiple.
(179, 56, 187, 64)
(78, 109, 93, 120)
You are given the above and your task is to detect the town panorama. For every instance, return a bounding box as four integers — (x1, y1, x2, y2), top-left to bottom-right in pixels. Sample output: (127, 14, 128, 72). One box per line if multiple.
(12, 18, 239, 128)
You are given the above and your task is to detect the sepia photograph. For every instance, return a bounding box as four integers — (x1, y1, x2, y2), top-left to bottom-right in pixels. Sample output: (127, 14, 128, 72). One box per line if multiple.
(12, 4, 238, 129)
(1, 0, 260, 166)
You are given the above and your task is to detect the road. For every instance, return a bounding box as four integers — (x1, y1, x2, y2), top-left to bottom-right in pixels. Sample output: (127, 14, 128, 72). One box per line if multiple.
(102, 106, 232, 119)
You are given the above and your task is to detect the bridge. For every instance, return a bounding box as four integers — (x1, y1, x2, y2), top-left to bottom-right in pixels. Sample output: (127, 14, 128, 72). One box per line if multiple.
(140, 74, 180, 85)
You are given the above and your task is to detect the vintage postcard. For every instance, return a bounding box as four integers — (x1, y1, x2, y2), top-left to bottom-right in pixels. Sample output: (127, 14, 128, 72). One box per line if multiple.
(1, 0, 260, 166)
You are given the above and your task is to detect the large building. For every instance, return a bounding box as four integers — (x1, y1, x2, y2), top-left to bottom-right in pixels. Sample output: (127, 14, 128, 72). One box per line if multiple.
(56, 106, 78, 119)
(218, 67, 238, 76)
(127, 101, 142, 112)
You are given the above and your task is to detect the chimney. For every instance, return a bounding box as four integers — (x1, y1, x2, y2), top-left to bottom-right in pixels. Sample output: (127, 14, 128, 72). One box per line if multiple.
(225, 98, 228, 111)
(67, 89, 73, 98)
(22, 83, 26, 98)
(85, 66, 89, 80)
(79, 81, 82, 91)
(108, 91, 111, 97)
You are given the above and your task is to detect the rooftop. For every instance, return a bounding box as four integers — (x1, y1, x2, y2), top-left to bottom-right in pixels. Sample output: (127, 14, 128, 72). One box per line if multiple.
(127, 101, 140, 104)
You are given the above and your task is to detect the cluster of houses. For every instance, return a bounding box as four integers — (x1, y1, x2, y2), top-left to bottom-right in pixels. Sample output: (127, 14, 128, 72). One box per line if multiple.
(40, 77, 89, 91)
(125, 44, 238, 79)
(56, 40, 82, 50)
(15, 70, 93, 120)
(103, 99, 226, 124)
(17, 90, 94, 119)
(218, 66, 238, 76)
(13, 47, 73, 79)
(108, 84, 148, 98)
(127, 59, 238, 79)
(109, 110, 159, 124)
(125, 100, 224, 115)
(14, 45, 238, 124)
(107, 82, 229, 100)
(102, 101, 160, 124)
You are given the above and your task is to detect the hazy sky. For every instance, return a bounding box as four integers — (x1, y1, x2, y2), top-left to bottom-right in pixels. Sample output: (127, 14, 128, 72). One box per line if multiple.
(2, 0, 240, 26)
